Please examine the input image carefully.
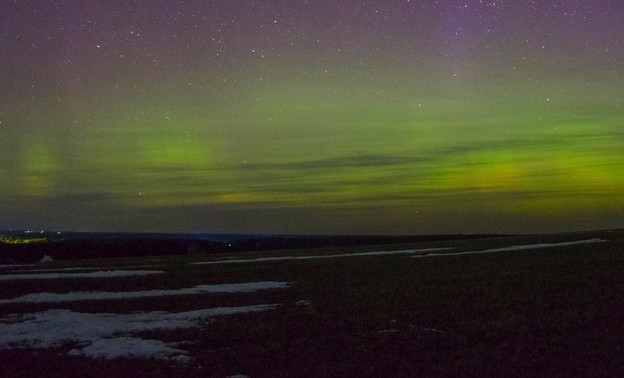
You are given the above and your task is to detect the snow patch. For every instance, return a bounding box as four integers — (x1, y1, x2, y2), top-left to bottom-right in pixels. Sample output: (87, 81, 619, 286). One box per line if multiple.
(0, 281, 290, 304)
(12, 264, 164, 273)
(0, 270, 165, 281)
(39, 255, 54, 263)
(14, 267, 106, 273)
(411, 238, 607, 258)
(193, 248, 453, 265)
(0, 304, 279, 359)
(69, 337, 186, 359)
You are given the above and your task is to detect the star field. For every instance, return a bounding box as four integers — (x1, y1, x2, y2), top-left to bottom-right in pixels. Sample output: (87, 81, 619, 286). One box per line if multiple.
(1, 0, 623, 234)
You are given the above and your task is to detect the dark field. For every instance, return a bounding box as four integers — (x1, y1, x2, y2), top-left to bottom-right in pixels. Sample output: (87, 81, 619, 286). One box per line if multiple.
(1, 230, 623, 377)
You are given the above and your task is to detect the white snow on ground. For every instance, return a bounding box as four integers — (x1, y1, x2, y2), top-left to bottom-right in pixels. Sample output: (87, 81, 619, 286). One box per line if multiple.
(12, 267, 106, 273)
(0, 281, 289, 304)
(411, 238, 607, 258)
(11, 264, 165, 273)
(192, 247, 453, 265)
(69, 337, 187, 359)
(0, 305, 279, 360)
(0, 264, 32, 268)
(193, 239, 605, 265)
(0, 270, 165, 281)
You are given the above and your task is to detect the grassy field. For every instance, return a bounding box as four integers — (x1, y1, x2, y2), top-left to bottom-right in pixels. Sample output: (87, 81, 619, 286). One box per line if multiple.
(1, 230, 623, 377)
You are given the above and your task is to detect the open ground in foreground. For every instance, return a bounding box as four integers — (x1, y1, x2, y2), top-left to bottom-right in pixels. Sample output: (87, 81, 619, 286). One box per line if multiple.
(0, 230, 623, 377)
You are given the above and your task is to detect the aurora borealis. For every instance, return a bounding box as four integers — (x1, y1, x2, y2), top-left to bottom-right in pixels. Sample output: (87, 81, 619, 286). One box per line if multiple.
(1, 0, 623, 234)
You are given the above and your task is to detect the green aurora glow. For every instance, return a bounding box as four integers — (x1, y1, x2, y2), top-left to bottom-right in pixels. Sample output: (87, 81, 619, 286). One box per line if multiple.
(1, 1, 623, 234)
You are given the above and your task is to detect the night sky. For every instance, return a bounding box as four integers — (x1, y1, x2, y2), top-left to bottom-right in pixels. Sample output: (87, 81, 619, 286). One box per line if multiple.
(1, 0, 623, 234)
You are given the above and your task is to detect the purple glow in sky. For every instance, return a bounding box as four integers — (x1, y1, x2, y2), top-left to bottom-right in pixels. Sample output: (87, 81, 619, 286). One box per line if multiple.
(1, 1, 623, 234)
